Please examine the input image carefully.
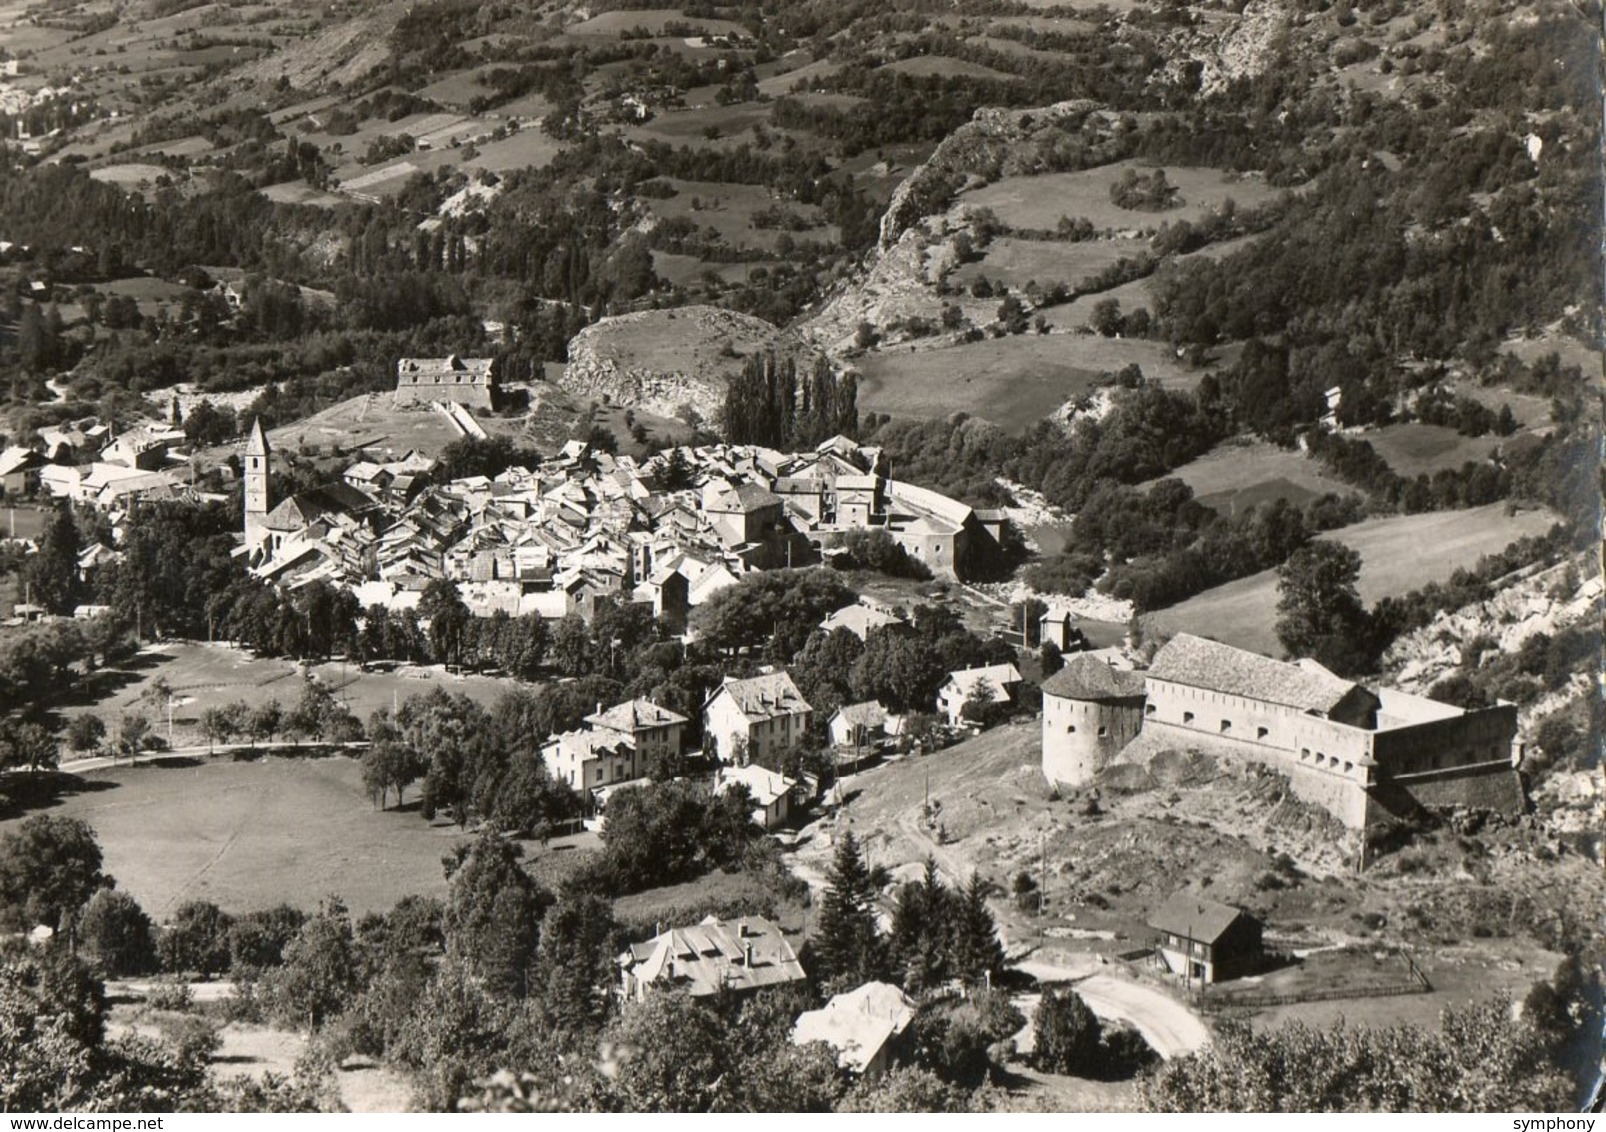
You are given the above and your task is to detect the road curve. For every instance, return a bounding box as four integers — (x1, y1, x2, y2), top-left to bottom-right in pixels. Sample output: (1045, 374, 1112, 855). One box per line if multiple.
(1073, 973, 1211, 1059)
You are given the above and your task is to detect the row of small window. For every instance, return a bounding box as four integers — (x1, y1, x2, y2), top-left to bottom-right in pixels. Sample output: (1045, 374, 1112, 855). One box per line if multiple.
(1298, 749, 1353, 774)
(1167, 708, 1269, 741)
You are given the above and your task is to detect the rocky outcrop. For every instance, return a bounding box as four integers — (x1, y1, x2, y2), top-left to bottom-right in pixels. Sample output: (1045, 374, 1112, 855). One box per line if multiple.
(1383, 559, 1602, 695)
(560, 306, 784, 424)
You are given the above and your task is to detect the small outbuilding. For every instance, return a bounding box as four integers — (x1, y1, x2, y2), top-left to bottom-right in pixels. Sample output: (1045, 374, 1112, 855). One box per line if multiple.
(1148, 891, 1263, 985)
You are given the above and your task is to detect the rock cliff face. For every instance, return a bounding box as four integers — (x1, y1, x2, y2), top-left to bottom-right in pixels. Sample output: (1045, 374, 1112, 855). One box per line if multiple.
(560, 306, 783, 424)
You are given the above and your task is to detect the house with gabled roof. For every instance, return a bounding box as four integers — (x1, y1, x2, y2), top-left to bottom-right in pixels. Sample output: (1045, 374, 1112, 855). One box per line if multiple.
(1148, 891, 1262, 985)
(792, 981, 919, 1076)
(828, 700, 890, 750)
(936, 662, 1023, 726)
(821, 600, 902, 642)
(585, 698, 688, 768)
(619, 915, 805, 1001)
(704, 671, 812, 762)
(714, 763, 797, 828)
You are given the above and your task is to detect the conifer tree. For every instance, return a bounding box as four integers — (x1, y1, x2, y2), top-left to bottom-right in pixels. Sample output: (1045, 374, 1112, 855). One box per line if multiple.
(948, 872, 1006, 987)
(813, 831, 887, 988)
(890, 857, 953, 992)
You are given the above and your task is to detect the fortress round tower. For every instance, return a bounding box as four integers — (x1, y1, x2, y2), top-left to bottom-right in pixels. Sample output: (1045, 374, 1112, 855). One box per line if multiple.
(1041, 654, 1148, 789)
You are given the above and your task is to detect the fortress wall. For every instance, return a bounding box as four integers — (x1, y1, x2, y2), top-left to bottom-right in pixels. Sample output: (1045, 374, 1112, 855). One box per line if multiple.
(1138, 721, 1372, 829)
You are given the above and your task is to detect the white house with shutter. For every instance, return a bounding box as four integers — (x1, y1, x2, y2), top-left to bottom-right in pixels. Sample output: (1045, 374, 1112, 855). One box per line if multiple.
(703, 671, 812, 762)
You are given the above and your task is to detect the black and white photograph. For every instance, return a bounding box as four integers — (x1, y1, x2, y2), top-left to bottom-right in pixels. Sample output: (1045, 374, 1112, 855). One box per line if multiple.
(0, 0, 1597, 1116)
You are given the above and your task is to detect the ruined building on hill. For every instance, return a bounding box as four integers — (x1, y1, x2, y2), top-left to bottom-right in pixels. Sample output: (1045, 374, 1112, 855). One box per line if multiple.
(1043, 635, 1525, 832)
(394, 355, 498, 408)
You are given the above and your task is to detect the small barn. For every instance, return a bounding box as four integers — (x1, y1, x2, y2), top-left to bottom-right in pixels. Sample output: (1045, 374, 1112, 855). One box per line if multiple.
(1148, 891, 1262, 985)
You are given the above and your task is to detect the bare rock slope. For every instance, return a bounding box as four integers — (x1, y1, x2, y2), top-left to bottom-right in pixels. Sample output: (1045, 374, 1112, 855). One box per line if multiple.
(560, 306, 785, 424)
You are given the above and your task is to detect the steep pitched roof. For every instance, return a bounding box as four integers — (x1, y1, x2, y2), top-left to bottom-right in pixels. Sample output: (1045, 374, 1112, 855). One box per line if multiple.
(831, 700, 889, 728)
(1042, 655, 1147, 701)
(245, 417, 270, 456)
(941, 663, 1022, 697)
(821, 603, 900, 640)
(625, 916, 804, 997)
(585, 698, 689, 734)
(710, 671, 812, 721)
(792, 981, 918, 1073)
(1147, 891, 1255, 944)
(1146, 633, 1362, 716)
(263, 483, 379, 532)
(716, 763, 795, 807)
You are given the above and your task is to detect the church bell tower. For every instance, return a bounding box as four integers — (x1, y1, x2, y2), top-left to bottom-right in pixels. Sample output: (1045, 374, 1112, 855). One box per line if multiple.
(244, 417, 271, 552)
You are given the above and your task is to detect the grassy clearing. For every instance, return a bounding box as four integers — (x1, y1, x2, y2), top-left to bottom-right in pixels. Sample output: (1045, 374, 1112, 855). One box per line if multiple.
(651, 251, 779, 288)
(756, 56, 840, 95)
(566, 9, 745, 36)
(89, 164, 172, 188)
(1247, 938, 1562, 1034)
(963, 160, 1284, 233)
(246, 392, 528, 464)
(259, 182, 347, 207)
(1499, 333, 1601, 378)
(1153, 439, 1360, 515)
(955, 236, 1151, 291)
(1366, 423, 1501, 478)
(646, 177, 835, 252)
(55, 641, 526, 750)
(0, 755, 466, 918)
(623, 103, 780, 150)
(857, 337, 1104, 430)
(1151, 503, 1562, 654)
(857, 334, 1202, 431)
(882, 56, 1019, 81)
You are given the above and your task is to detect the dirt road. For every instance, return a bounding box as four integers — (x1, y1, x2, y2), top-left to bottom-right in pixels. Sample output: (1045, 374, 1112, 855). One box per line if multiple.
(1074, 974, 1210, 1059)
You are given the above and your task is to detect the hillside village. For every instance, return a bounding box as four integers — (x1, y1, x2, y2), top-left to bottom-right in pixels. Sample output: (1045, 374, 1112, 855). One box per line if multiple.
(0, 0, 1597, 1115)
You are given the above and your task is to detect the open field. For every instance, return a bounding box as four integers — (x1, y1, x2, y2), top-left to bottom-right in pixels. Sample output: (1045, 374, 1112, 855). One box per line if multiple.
(1151, 503, 1562, 654)
(89, 163, 172, 188)
(651, 251, 779, 288)
(1499, 332, 1601, 379)
(566, 8, 745, 36)
(1153, 439, 1360, 514)
(54, 641, 525, 750)
(0, 755, 466, 918)
(623, 103, 787, 150)
(962, 161, 1284, 233)
(882, 56, 1019, 81)
(647, 178, 835, 253)
(1239, 937, 1561, 1032)
(757, 56, 840, 95)
(260, 181, 348, 207)
(248, 392, 529, 462)
(856, 334, 1202, 430)
(1366, 422, 1501, 478)
(0, 504, 50, 541)
(953, 236, 1151, 290)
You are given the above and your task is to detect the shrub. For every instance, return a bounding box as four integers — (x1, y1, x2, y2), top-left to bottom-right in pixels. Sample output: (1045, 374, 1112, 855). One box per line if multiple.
(146, 979, 194, 1012)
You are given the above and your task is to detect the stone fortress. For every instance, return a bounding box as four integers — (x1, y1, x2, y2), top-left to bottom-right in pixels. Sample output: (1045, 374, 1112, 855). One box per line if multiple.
(394, 354, 499, 408)
(1043, 633, 1525, 831)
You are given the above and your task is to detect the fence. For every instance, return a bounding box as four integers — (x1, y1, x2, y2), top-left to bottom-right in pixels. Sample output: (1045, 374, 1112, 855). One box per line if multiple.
(1197, 948, 1432, 1014)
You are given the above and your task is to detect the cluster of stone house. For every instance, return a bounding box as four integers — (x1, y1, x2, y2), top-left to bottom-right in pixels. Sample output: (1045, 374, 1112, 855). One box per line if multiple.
(1042, 633, 1525, 832)
(2, 419, 197, 518)
(241, 423, 1010, 618)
